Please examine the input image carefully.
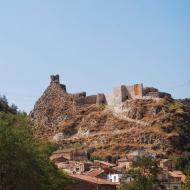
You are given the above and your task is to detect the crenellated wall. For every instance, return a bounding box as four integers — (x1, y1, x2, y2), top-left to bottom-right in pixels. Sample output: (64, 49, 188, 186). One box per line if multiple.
(72, 92, 97, 106)
(49, 75, 171, 107)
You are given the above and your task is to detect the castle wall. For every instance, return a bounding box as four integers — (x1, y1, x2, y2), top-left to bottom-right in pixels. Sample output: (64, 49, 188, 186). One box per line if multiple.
(112, 86, 124, 105)
(126, 84, 143, 99)
(104, 84, 143, 107)
(146, 92, 171, 99)
(143, 87, 158, 96)
(72, 93, 97, 106)
(158, 92, 171, 99)
(72, 92, 86, 99)
(143, 87, 172, 99)
(105, 86, 125, 107)
(60, 84, 67, 92)
(85, 95, 97, 104)
(50, 75, 171, 108)
(74, 97, 86, 106)
(105, 93, 114, 106)
(96, 94, 107, 105)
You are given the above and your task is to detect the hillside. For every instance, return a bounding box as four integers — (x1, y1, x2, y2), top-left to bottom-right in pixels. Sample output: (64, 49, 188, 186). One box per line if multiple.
(30, 75, 190, 158)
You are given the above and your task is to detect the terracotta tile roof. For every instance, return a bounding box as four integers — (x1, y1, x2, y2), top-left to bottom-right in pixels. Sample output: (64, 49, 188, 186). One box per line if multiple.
(86, 170, 104, 177)
(69, 174, 117, 185)
(94, 160, 116, 167)
(169, 171, 186, 183)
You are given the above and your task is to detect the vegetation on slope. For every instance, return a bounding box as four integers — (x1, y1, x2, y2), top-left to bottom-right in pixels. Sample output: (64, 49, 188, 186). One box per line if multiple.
(0, 95, 70, 190)
(119, 157, 160, 190)
(183, 163, 190, 190)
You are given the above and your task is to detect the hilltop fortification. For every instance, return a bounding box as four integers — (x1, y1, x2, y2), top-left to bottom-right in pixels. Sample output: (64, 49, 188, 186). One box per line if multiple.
(45, 74, 171, 107)
(30, 75, 190, 158)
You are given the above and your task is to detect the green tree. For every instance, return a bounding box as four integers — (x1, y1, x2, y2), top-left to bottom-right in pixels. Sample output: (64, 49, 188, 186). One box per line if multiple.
(0, 95, 9, 112)
(183, 163, 190, 190)
(173, 156, 190, 173)
(120, 157, 160, 190)
(0, 97, 70, 190)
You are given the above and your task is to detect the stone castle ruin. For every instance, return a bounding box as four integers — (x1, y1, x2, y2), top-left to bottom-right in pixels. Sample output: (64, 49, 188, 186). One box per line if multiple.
(50, 75, 171, 107)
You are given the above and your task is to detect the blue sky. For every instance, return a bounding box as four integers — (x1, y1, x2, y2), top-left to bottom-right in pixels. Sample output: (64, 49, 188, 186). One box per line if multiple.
(0, 0, 190, 112)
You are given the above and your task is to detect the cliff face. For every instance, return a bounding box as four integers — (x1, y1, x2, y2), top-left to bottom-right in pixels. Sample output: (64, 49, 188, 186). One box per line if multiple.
(30, 76, 190, 158)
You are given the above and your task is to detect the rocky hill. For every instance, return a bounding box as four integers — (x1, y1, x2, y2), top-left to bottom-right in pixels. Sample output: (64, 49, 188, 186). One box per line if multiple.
(30, 75, 190, 158)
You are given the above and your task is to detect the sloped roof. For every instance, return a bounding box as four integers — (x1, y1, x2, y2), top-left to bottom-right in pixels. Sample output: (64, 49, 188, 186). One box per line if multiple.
(86, 169, 104, 177)
(94, 160, 116, 167)
(69, 174, 117, 185)
(169, 171, 186, 183)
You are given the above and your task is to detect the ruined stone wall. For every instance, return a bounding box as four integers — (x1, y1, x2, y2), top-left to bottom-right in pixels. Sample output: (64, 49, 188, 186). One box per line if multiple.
(112, 86, 124, 105)
(51, 74, 60, 84)
(50, 75, 67, 92)
(146, 92, 171, 99)
(96, 93, 107, 105)
(126, 84, 143, 99)
(158, 92, 172, 99)
(72, 92, 86, 99)
(49, 75, 170, 108)
(143, 87, 158, 96)
(105, 86, 125, 107)
(74, 97, 86, 106)
(72, 92, 97, 106)
(104, 93, 114, 106)
(143, 87, 172, 99)
(105, 84, 143, 107)
(85, 95, 97, 104)
(60, 84, 66, 92)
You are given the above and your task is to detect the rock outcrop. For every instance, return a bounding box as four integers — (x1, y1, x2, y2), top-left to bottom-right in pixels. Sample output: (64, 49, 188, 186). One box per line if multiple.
(30, 75, 190, 158)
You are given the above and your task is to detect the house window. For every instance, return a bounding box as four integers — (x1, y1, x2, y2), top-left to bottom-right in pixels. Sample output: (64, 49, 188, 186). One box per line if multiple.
(114, 176, 117, 182)
(173, 186, 178, 190)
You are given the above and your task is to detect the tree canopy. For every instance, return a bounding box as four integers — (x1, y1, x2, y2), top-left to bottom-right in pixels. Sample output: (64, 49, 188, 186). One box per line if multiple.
(183, 163, 190, 190)
(120, 157, 160, 190)
(0, 95, 70, 190)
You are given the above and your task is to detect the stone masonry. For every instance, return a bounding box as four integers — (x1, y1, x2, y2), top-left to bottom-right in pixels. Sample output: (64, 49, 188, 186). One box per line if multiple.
(50, 75, 172, 107)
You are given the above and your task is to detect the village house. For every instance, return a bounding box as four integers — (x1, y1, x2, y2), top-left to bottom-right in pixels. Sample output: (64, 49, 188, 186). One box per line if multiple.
(50, 148, 88, 162)
(158, 170, 183, 190)
(169, 171, 186, 184)
(156, 159, 187, 190)
(85, 160, 124, 183)
(50, 148, 94, 174)
(56, 161, 86, 174)
(86, 169, 105, 178)
(94, 160, 116, 169)
(50, 147, 187, 190)
(107, 173, 123, 183)
(117, 158, 133, 171)
(69, 174, 117, 190)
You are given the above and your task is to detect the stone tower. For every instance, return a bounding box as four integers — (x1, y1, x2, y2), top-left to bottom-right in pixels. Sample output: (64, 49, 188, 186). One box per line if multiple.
(50, 74, 60, 85)
(50, 74, 66, 92)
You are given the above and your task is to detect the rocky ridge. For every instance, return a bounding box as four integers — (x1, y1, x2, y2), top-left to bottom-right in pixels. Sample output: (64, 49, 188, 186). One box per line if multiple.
(30, 76, 190, 158)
